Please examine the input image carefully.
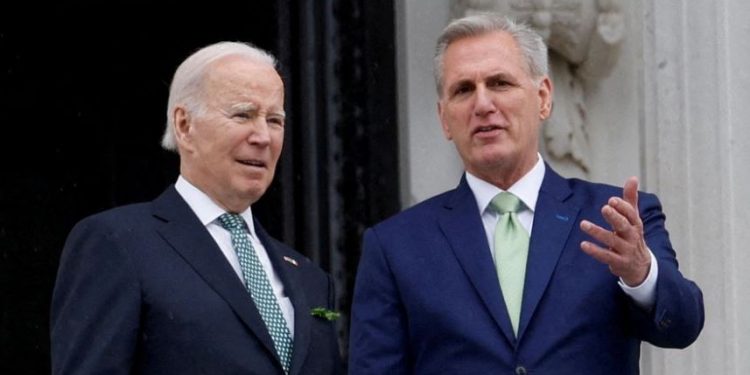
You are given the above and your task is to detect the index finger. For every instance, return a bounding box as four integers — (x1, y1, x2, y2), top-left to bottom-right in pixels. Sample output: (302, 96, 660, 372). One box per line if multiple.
(623, 176, 639, 211)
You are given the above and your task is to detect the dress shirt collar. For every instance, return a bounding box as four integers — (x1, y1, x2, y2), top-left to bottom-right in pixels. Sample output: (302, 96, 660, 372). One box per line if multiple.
(174, 176, 257, 237)
(466, 154, 546, 215)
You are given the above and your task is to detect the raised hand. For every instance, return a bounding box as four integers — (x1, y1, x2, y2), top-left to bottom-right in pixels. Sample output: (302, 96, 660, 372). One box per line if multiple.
(579, 176, 652, 286)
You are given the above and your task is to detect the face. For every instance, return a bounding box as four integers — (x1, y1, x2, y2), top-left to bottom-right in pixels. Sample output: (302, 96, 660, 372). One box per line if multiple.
(174, 55, 285, 212)
(437, 31, 552, 188)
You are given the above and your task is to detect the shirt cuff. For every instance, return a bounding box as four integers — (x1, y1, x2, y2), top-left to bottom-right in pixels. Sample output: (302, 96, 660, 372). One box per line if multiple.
(618, 249, 658, 310)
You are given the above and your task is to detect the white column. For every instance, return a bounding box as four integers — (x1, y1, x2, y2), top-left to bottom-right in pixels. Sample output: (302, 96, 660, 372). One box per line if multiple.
(640, 0, 750, 374)
(396, 0, 463, 207)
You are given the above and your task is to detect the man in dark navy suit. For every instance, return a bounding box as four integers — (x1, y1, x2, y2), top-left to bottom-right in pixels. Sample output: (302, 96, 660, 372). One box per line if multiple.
(349, 14, 704, 375)
(51, 41, 341, 375)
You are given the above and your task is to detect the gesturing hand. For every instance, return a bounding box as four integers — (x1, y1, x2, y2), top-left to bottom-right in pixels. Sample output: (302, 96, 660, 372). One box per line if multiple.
(579, 176, 651, 286)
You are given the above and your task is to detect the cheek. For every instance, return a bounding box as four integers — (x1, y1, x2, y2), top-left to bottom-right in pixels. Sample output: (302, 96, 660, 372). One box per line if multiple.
(196, 124, 233, 155)
(270, 132, 284, 160)
(445, 109, 471, 138)
(207, 138, 235, 162)
(521, 94, 543, 118)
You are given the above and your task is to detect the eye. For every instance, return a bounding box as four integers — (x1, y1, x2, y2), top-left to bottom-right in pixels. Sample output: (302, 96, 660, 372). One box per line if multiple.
(267, 116, 285, 128)
(488, 77, 512, 89)
(451, 83, 473, 97)
(232, 111, 257, 121)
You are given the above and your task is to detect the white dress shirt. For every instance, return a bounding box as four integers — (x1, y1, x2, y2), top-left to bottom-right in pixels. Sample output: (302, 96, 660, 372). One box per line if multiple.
(175, 176, 295, 334)
(465, 155, 657, 309)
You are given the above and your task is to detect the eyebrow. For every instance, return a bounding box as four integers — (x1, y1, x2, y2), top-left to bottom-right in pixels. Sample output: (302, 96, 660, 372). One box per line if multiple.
(486, 72, 515, 82)
(229, 103, 286, 118)
(230, 103, 258, 112)
(446, 72, 519, 92)
(447, 79, 474, 92)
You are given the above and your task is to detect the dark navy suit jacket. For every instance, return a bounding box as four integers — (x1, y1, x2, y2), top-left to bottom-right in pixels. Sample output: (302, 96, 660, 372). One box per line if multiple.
(349, 167, 703, 375)
(51, 186, 342, 374)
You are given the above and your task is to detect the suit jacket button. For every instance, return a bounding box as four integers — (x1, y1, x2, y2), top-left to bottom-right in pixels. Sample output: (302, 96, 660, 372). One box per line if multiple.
(515, 366, 527, 375)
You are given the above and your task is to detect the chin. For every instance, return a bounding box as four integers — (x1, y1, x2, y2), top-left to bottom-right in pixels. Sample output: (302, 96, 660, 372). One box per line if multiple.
(244, 187, 267, 203)
(231, 180, 268, 203)
(472, 150, 512, 167)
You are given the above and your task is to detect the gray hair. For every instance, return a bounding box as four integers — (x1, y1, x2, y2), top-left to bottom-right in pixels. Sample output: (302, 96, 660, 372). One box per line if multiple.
(433, 13, 548, 96)
(161, 41, 278, 151)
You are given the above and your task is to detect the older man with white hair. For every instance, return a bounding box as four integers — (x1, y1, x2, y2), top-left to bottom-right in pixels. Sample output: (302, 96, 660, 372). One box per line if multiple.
(51, 41, 342, 375)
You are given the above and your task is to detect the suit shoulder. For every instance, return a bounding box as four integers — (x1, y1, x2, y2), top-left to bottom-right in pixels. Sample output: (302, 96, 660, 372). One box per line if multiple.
(369, 189, 454, 232)
(69, 202, 154, 236)
(567, 177, 621, 197)
(565, 177, 660, 207)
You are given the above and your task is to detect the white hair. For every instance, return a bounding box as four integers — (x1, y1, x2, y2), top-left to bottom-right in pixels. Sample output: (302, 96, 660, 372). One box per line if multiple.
(161, 41, 278, 151)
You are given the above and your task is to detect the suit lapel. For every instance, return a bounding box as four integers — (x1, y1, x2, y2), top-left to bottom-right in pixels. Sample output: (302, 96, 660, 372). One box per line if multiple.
(517, 168, 579, 339)
(150, 187, 281, 365)
(438, 178, 517, 346)
(252, 220, 313, 375)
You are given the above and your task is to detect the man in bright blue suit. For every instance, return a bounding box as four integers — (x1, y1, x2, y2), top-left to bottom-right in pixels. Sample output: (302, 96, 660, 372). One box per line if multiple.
(349, 14, 703, 375)
(51, 42, 342, 374)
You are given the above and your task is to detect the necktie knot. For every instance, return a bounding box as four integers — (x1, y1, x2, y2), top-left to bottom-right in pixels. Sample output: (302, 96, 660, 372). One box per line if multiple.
(491, 192, 524, 215)
(218, 213, 246, 232)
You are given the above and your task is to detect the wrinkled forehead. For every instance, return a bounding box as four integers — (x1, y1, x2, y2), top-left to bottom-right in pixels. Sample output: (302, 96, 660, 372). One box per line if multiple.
(442, 31, 530, 77)
(202, 56, 285, 107)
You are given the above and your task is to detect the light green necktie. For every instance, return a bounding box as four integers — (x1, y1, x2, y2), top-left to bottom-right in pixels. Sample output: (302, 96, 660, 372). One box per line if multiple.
(219, 213, 293, 374)
(491, 192, 529, 336)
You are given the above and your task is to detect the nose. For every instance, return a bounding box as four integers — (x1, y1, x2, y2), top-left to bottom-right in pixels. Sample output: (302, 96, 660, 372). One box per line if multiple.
(247, 118, 271, 147)
(473, 86, 496, 117)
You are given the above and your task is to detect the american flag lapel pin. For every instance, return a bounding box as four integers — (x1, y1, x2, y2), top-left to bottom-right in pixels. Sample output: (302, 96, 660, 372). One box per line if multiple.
(283, 256, 298, 267)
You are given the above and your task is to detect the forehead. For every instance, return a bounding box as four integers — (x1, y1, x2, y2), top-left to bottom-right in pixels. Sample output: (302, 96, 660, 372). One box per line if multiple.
(442, 31, 529, 79)
(202, 55, 284, 106)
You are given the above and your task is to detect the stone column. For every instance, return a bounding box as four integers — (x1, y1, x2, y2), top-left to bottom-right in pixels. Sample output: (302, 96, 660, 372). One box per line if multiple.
(639, 0, 750, 374)
(396, 0, 460, 206)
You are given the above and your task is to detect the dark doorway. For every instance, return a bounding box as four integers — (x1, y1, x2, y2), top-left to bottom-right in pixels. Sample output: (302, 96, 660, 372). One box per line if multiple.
(1, 2, 399, 373)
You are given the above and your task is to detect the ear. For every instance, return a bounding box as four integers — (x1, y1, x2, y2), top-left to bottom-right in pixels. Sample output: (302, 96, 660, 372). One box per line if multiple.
(437, 99, 453, 140)
(537, 76, 553, 120)
(173, 106, 195, 152)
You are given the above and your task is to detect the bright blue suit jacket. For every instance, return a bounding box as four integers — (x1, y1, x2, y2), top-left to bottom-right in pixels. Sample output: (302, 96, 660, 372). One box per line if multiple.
(51, 186, 342, 375)
(349, 167, 703, 375)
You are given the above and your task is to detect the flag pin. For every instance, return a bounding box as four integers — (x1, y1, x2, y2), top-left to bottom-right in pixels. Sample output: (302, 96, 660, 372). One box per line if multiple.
(555, 214, 570, 222)
(283, 256, 298, 267)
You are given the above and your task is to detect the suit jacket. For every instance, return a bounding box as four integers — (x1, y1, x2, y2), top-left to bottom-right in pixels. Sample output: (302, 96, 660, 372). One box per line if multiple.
(349, 167, 704, 375)
(51, 186, 342, 375)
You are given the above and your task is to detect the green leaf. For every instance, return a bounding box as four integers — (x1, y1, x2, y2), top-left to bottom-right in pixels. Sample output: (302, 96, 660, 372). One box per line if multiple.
(310, 307, 340, 321)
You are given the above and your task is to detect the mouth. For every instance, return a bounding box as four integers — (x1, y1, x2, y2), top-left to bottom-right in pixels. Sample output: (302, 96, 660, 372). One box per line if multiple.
(237, 159, 267, 169)
(473, 125, 504, 136)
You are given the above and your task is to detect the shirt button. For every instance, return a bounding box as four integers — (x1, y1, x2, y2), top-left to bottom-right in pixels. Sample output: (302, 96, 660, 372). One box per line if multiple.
(515, 366, 527, 375)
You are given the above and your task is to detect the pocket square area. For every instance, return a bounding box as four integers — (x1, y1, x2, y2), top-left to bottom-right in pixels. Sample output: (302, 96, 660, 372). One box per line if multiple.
(310, 307, 340, 321)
